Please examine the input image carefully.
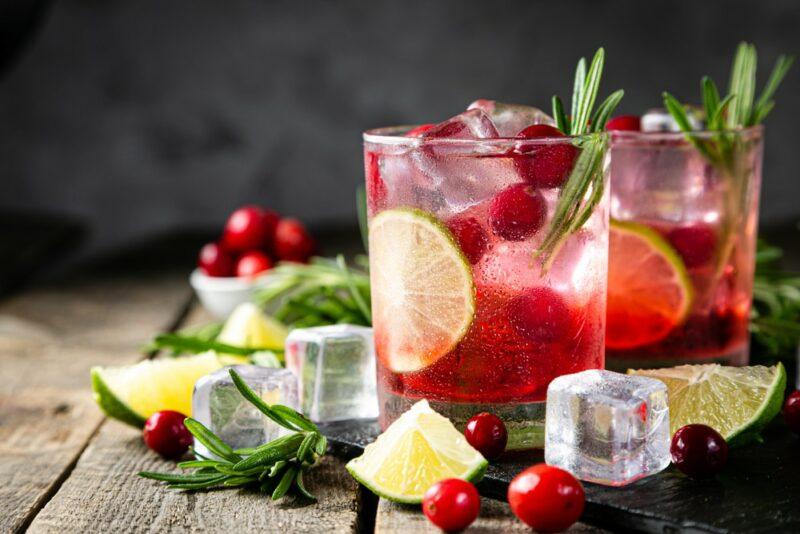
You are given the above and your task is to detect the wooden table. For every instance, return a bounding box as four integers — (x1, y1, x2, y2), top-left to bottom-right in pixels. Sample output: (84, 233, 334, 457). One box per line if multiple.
(0, 249, 607, 533)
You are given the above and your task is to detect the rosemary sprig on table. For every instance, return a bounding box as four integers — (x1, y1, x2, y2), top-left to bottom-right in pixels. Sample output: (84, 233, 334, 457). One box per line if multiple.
(751, 239, 800, 359)
(139, 369, 326, 501)
(536, 48, 623, 268)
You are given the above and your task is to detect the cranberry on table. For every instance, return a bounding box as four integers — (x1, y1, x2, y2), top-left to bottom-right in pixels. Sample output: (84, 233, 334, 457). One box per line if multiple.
(198, 242, 235, 277)
(508, 463, 585, 532)
(605, 115, 641, 131)
(235, 250, 274, 277)
(784, 390, 800, 435)
(222, 205, 274, 252)
(465, 412, 507, 459)
(143, 410, 193, 459)
(421, 478, 481, 533)
(448, 217, 489, 265)
(274, 218, 316, 263)
(507, 287, 573, 343)
(670, 424, 729, 478)
(489, 183, 547, 241)
(514, 124, 578, 188)
(667, 225, 717, 269)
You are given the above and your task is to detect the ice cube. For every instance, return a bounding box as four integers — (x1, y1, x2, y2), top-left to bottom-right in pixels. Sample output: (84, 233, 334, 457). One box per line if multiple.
(285, 324, 378, 422)
(424, 108, 499, 139)
(545, 369, 670, 486)
(468, 99, 555, 136)
(641, 107, 703, 132)
(192, 365, 299, 459)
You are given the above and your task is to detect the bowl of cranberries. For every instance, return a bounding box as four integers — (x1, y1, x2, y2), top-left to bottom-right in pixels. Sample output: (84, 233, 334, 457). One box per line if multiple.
(191, 205, 316, 318)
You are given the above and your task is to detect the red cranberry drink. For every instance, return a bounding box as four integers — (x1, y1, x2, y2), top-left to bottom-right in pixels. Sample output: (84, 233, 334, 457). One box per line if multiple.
(363, 49, 620, 449)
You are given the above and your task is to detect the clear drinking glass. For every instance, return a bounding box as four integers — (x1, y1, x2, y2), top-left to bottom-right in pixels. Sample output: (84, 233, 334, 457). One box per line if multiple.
(364, 126, 610, 449)
(606, 127, 763, 368)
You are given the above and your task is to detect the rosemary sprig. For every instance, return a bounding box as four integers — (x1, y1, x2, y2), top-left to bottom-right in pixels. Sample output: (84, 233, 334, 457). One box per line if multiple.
(536, 48, 623, 267)
(139, 369, 324, 501)
(150, 333, 284, 357)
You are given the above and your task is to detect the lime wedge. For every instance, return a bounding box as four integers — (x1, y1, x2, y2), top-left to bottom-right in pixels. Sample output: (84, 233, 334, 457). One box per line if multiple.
(217, 302, 288, 350)
(607, 219, 693, 349)
(369, 209, 475, 373)
(92, 351, 236, 427)
(346, 400, 487, 503)
(629, 363, 786, 446)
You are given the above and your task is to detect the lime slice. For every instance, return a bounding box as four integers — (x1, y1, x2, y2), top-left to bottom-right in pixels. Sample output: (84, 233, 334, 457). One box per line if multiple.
(91, 351, 236, 427)
(218, 302, 288, 350)
(606, 219, 693, 349)
(346, 400, 487, 503)
(369, 209, 475, 373)
(629, 363, 786, 446)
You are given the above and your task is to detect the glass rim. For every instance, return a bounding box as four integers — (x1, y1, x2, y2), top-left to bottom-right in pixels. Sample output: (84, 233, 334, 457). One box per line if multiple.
(608, 124, 763, 142)
(363, 125, 605, 146)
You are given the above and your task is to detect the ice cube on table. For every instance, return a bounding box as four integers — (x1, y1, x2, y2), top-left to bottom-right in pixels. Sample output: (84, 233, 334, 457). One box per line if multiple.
(468, 99, 555, 136)
(641, 107, 703, 132)
(285, 325, 378, 422)
(545, 369, 670, 486)
(192, 365, 299, 459)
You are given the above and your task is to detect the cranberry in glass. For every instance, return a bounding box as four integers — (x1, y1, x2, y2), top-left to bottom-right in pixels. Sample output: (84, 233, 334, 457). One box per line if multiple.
(448, 217, 489, 265)
(274, 218, 316, 263)
(506, 287, 572, 343)
(489, 183, 547, 241)
(508, 463, 585, 532)
(365, 150, 387, 215)
(514, 124, 578, 188)
(405, 123, 436, 137)
(235, 250, 273, 277)
(421, 478, 480, 533)
(143, 410, 193, 459)
(667, 224, 716, 268)
(605, 115, 641, 131)
(198, 242, 234, 277)
(670, 424, 729, 478)
(222, 205, 273, 252)
(465, 412, 508, 459)
(784, 390, 800, 435)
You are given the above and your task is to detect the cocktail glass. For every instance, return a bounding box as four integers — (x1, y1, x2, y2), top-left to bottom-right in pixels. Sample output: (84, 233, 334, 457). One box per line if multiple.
(364, 123, 610, 449)
(606, 126, 763, 368)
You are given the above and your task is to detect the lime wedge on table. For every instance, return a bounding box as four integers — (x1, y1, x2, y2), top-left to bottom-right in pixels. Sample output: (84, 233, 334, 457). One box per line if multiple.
(629, 363, 786, 446)
(217, 302, 288, 350)
(92, 351, 238, 427)
(369, 208, 475, 373)
(606, 219, 693, 349)
(346, 400, 487, 503)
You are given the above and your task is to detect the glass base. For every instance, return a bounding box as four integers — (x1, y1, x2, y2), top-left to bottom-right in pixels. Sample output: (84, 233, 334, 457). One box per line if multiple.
(605, 344, 749, 371)
(379, 390, 545, 450)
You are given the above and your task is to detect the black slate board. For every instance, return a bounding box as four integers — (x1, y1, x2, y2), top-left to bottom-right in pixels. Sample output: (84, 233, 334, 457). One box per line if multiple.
(318, 418, 800, 533)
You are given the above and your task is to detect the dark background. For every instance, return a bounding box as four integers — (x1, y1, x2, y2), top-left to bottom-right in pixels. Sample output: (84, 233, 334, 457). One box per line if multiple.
(1, 0, 798, 260)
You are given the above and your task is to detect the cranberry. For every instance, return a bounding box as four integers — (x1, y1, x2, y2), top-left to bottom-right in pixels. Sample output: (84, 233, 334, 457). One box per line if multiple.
(514, 124, 578, 188)
(365, 150, 387, 214)
(465, 412, 508, 459)
(143, 410, 193, 459)
(406, 123, 436, 137)
(605, 115, 641, 131)
(198, 242, 235, 277)
(235, 250, 273, 277)
(508, 464, 585, 532)
(274, 218, 315, 263)
(421, 478, 480, 533)
(448, 217, 489, 264)
(222, 206, 274, 252)
(489, 183, 547, 241)
(667, 225, 716, 268)
(784, 391, 800, 435)
(670, 424, 729, 478)
(507, 287, 572, 343)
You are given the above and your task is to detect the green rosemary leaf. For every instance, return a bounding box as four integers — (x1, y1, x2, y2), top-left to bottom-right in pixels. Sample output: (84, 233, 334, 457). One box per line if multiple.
(571, 57, 587, 121)
(727, 42, 757, 129)
(272, 466, 298, 500)
(752, 55, 794, 125)
(184, 418, 242, 464)
(590, 90, 625, 133)
(214, 465, 265, 477)
(552, 96, 569, 134)
(296, 432, 317, 464)
(315, 435, 328, 456)
(336, 255, 372, 324)
(753, 101, 776, 125)
(269, 460, 288, 478)
(270, 405, 318, 433)
(223, 476, 257, 487)
(233, 433, 306, 471)
(294, 470, 316, 501)
(710, 94, 737, 130)
(167, 477, 228, 491)
(701, 76, 721, 124)
(572, 48, 605, 135)
(138, 471, 226, 484)
(228, 369, 300, 431)
(153, 333, 282, 356)
(177, 460, 226, 470)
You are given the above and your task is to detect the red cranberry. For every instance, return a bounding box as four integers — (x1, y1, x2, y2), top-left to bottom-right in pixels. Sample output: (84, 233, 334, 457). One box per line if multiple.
(514, 124, 578, 188)
(784, 391, 800, 435)
(489, 183, 547, 241)
(507, 287, 572, 343)
(222, 206, 273, 252)
(605, 115, 641, 131)
(143, 410, 193, 459)
(508, 464, 585, 532)
(448, 217, 489, 264)
(365, 150, 387, 214)
(667, 225, 716, 268)
(670, 424, 729, 478)
(422, 479, 480, 533)
(235, 250, 273, 277)
(198, 242, 235, 277)
(465, 412, 508, 459)
(274, 218, 316, 263)
(406, 123, 436, 137)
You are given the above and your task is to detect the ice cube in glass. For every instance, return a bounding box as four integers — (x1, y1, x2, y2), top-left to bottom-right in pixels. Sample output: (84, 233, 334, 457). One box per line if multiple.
(467, 99, 555, 136)
(192, 365, 299, 459)
(285, 324, 378, 422)
(545, 369, 670, 486)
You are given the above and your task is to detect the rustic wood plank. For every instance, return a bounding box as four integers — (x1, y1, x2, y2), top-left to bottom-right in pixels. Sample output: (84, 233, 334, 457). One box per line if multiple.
(0, 271, 190, 533)
(376, 497, 608, 533)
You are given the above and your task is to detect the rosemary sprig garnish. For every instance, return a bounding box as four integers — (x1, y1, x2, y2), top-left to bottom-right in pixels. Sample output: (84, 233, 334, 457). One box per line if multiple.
(536, 48, 623, 268)
(139, 369, 325, 501)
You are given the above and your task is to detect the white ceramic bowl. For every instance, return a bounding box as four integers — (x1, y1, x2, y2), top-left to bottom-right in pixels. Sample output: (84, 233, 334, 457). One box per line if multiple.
(189, 269, 273, 319)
